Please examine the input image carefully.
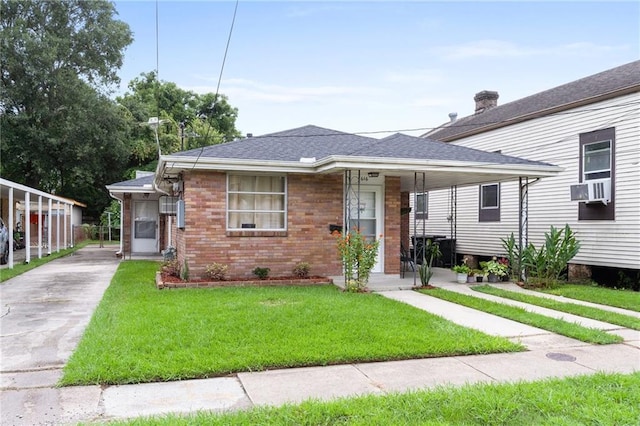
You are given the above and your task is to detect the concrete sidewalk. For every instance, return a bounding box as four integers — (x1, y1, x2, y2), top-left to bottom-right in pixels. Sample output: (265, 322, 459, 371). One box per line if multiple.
(1, 255, 639, 425)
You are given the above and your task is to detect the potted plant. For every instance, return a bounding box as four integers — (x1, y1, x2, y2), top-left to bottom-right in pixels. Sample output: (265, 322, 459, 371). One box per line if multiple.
(474, 269, 485, 282)
(466, 269, 476, 283)
(481, 257, 508, 283)
(452, 262, 471, 284)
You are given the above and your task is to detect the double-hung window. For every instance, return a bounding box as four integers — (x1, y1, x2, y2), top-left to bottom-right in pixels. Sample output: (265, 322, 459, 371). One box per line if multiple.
(583, 140, 611, 181)
(479, 183, 500, 222)
(227, 175, 286, 230)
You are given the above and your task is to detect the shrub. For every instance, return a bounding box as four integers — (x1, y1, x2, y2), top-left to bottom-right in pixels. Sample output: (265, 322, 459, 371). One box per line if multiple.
(292, 262, 310, 278)
(252, 267, 270, 280)
(161, 259, 180, 277)
(180, 261, 190, 281)
(335, 228, 381, 290)
(205, 263, 228, 281)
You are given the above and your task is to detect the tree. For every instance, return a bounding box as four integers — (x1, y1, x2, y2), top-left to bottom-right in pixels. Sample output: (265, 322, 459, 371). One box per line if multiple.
(117, 72, 242, 173)
(0, 0, 133, 218)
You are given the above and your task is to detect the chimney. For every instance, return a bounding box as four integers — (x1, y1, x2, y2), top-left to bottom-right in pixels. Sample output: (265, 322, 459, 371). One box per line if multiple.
(474, 90, 499, 113)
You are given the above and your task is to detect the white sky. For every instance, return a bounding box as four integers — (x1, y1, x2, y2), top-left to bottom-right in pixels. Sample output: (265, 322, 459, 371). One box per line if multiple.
(113, 1, 640, 138)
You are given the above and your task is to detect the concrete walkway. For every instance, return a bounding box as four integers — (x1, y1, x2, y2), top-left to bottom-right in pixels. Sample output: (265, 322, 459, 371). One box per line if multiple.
(1, 251, 639, 425)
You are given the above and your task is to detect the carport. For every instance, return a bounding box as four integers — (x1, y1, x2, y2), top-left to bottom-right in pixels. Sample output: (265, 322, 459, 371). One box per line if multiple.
(0, 178, 80, 268)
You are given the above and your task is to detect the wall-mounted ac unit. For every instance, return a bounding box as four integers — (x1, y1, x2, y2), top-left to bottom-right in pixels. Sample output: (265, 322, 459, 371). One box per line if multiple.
(159, 196, 178, 214)
(570, 178, 611, 205)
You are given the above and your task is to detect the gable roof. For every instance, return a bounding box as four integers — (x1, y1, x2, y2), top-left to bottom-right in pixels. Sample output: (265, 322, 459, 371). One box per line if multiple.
(426, 60, 640, 141)
(154, 124, 562, 192)
(172, 125, 376, 161)
(106, 174, 155, 193)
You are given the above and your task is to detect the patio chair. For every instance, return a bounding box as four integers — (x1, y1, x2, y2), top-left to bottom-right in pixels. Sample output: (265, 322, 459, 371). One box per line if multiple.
(400, 244, 416, 278)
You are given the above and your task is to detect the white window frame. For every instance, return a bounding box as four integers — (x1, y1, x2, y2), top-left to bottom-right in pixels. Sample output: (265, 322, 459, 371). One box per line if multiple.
(226, 174, 287, 231)
(582, 139, 612, 181)
(480, 183, 499, 210)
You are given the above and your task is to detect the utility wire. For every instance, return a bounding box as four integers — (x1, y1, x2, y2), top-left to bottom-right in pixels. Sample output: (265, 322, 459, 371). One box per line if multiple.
(191, 0, 239, 171)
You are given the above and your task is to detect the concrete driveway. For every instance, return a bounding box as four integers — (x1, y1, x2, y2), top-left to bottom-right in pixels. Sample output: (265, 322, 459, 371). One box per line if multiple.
(0, 245, 121, 425)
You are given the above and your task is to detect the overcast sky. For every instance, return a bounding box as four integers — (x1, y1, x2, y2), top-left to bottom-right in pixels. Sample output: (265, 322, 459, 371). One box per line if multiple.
(113, 1, 640, 138)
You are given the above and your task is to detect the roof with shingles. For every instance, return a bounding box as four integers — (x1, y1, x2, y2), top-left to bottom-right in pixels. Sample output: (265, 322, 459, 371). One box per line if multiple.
(172, 125, 375, 161)
(108, 174, 154, 188)
(426, 60, 640, 141)
(167, 125, 553, 167)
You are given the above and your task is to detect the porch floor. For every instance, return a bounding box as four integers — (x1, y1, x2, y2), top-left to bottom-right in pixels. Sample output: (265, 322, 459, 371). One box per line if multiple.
(331, 266, 465, 291)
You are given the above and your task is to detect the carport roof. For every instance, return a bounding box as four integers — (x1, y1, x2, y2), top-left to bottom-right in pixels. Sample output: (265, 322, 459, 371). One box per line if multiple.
(0, 178, 86, 207)
(154, 125, 562, 192)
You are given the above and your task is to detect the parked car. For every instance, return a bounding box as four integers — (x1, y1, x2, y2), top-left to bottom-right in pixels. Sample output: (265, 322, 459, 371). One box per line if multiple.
(0, 218, 9, 265)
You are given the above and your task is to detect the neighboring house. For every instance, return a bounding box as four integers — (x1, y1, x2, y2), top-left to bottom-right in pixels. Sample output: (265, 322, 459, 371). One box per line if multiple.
(107, 125, 561, 280)
(419, 60, 640, 279)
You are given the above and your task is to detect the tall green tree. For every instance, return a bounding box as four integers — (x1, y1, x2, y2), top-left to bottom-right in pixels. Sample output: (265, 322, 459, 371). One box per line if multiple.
(117, 71, 242, 175)
(0, 0, 132, 218)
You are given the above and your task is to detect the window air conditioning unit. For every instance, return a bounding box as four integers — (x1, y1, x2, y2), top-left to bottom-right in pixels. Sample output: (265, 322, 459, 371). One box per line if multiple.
(570, 178, 611, 205)
(159, 196, 178, 214)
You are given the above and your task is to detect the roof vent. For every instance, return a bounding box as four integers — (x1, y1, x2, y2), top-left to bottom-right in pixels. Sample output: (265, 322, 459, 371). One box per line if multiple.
(474, 90, 499, 113)
(246, 133, 253, 138)
(448, 112, 458, 122)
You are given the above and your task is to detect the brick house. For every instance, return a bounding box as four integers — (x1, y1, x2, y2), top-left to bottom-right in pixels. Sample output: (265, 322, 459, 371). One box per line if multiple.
(107, 125, 561, 280)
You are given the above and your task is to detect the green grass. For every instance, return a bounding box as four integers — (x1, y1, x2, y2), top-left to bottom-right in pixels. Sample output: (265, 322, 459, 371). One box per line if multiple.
(61, 261, 522, 386)
(110, 372, 640, 425)
(540, 284, 640, 312)
(0, 240, 91, 282)
(419, 288, 622, 345)
(474, 285, 640, 330)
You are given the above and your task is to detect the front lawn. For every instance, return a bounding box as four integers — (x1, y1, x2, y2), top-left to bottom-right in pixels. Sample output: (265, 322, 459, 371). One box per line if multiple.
(113, 372, 640, 425)
(61, 261, 522, 386)
(419, 288, 622, 344)
(539, 284, 640, 312)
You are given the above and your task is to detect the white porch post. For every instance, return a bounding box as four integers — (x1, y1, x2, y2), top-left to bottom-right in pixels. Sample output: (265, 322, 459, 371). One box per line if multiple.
(47, 198, 52, 255)
(56, 202, 60, 252)
(38, 196, 43, 259)
(63, 203, 68, 248)
(519, 177, 529, 281)
(24, 192, 30, 263)
(8, 187, 14, 267)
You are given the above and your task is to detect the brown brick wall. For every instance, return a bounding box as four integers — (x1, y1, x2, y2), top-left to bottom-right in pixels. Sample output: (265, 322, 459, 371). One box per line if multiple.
(384, 177, 401, 274)
(177, 171, 345, 280)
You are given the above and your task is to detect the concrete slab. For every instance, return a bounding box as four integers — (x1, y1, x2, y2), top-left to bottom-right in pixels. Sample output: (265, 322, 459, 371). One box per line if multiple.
(512, 334, 590, 352)
(457, 350, 594, 382)
(0, 385, 102, 426)
(610, 328, 640, 342)
(565, 344, 640, 374)
(354, 357, 493, 393)
(102, 377, 251, 420)
(0, 368, 63, 390)
(0, 246, 120, 372)
(238, 364, 381, 406)
(379, 290, 547, 338)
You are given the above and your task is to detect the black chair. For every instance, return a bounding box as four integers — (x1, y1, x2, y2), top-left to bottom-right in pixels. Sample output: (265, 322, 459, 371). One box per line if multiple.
(400, 244, 416, 278)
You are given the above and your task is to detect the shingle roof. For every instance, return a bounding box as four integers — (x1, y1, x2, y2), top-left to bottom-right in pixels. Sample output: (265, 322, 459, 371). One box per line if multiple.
(108, 174, 154, 188)
(172, 125, 377, 161)
(167, 125, 552, 167)
(372, 133, 552, 166)
(427, 60, 640, 141)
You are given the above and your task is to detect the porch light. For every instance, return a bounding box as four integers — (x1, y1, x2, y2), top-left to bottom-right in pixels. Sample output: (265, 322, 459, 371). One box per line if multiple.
(368, 172, 380, 178)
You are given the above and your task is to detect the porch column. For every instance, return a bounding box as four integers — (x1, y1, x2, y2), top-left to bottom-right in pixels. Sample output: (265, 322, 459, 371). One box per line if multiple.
(8, 187, 13, 267)
(519, 177, 529, 281)
(63, 203, 68, 249)
(47, 198, 52, 255)
(24, 191, 30, 263)
(56, 201, 60, 252)
(38, 196, 42, 259)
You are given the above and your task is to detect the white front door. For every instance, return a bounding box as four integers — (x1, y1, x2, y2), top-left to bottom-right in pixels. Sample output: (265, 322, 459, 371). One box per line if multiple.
(348, 186, 384, 273)
(131, 201, 158, 253)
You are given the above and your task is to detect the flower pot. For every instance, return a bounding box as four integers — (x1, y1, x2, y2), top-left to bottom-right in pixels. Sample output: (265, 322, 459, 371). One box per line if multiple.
(456, 273, 467, 284)
(476, 276, 484, 283)
(466, 275, 475, 283)
(488, 273, 499, 283)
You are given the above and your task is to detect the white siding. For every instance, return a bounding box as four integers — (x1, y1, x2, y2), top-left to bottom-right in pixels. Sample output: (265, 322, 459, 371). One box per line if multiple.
(418, 93, 640, 270)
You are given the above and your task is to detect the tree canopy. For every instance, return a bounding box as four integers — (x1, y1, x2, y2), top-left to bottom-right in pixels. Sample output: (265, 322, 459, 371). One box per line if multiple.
(1, 1, 242, 221)
(1, 0, 133, 218)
